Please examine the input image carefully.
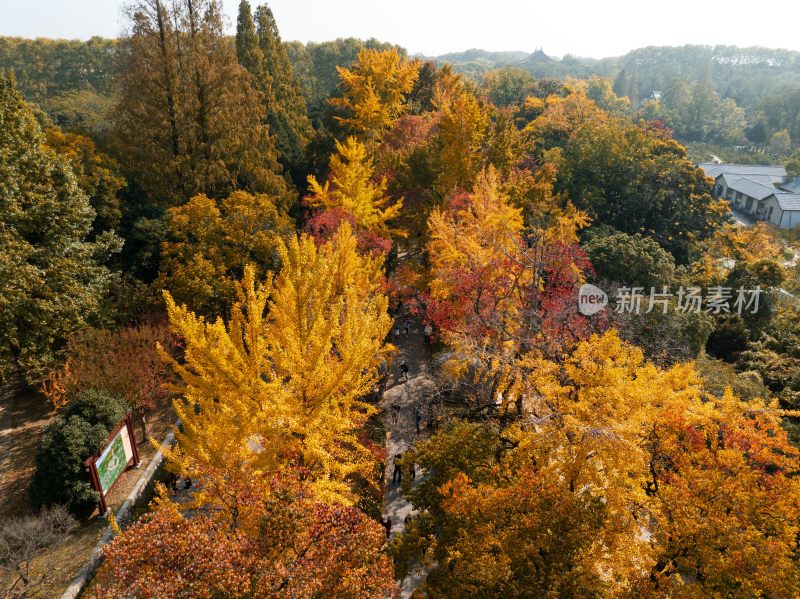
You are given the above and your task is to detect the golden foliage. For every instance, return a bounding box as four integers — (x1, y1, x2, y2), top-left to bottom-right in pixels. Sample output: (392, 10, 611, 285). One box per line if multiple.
(427, 166, 528, 347)
(306, 136, 403, 238)
(401, 331, 800, 596)
(432, 87, 489, 195)
(158, 191, 293, 316)
(692, 222, 787, 285)
(162, 223, 391, 505)
(523, 88, 609, 150)
(266, 223, 393, 497)
(331, 48, 419, 140)
(40, 359, 75, 412)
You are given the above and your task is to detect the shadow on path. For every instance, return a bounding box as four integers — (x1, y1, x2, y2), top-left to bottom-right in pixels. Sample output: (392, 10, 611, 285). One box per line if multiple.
(0, 390, 52, 517)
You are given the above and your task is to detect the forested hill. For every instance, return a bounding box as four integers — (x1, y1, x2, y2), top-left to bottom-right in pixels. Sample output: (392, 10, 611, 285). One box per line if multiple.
(613, 45, 800, 108)
(0, 37, 118, 133)
(3, 36, 800, 133)
(0, 37, 118, 102)
(414, 48, 530, 75)
(423, 44, 800, 106)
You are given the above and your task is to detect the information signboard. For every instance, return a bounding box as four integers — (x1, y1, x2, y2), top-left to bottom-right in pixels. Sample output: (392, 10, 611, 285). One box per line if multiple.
(85, 414, 140, 515)
(96, 425, 133, 494)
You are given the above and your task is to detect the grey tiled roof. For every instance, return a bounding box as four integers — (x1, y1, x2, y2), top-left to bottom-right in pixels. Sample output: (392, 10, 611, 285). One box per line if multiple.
(699, 163, 787, 178)
(777, 178, 800, 194)
(726, 177, 778, 200)
(771, 192, 800, 211)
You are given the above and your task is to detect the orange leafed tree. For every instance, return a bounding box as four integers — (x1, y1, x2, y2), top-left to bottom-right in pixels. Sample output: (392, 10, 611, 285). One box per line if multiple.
(425, 165, 593, 411)
(331, 48, 419, 140)
(41, 322, 176, 438)
(426, 166, 527, 347)
(396, 331, 800, 596)
(92, 471, 396, 598)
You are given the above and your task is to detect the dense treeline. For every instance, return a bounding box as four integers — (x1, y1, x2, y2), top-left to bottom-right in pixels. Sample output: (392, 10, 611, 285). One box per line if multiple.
(434, 44, 800, 153)
(0, 37, 117, 102)
(0, 33, 401, 134)
(427, 44, 800, 111)
(2, 2, 800, 597)
(614, 45, 800, 109)
(6, 35, 800, 154)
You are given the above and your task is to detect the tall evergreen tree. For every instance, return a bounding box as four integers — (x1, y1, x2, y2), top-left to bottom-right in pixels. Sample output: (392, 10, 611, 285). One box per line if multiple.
(115, 0, 293, 209)
(0, 73, 121, 385)
(234, 1, 263, 78)
(245, 3, 313, 185)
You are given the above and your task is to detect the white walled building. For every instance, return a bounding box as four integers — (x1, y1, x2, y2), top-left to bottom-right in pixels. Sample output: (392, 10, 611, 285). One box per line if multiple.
(699, 163, 800, 229)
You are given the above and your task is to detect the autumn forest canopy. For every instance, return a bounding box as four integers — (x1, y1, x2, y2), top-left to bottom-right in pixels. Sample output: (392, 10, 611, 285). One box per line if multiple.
(2, 1, 800, 597)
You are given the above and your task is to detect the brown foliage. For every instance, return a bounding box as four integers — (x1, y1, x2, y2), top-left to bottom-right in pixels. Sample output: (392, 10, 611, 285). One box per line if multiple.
(41, 322, 177, 437)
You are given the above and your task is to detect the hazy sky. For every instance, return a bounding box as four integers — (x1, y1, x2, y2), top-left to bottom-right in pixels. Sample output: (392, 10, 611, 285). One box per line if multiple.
(2, 0, 800, 58)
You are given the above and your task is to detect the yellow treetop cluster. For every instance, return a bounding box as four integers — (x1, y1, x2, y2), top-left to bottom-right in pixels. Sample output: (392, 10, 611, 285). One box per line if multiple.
(407, 331, 800, 595)
(692, 222, 788, 285)
(331, 48, 419, 140)
(161, 222, 392, 506)
(306, 136, 403, 238)
(157, 191, 293, 315)
(432, 86, 489, 196)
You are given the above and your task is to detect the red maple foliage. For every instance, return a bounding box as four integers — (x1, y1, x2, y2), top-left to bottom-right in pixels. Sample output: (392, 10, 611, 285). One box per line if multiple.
(304, 207, 392, 256)
(92, 470, 397, 598)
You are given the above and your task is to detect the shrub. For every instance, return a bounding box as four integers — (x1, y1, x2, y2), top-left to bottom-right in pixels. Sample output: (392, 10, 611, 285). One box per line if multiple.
(706, 314, 750, 362)
(585, 230, 676, 290)
(30, 390, 129, 514)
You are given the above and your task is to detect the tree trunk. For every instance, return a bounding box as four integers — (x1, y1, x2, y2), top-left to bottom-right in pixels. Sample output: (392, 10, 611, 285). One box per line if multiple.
(154, 0, 183, 196)
(139, 410, 149, 442)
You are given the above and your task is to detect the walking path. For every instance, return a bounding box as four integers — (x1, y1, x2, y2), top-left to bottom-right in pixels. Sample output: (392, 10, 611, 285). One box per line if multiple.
(382, 307, 435, 598)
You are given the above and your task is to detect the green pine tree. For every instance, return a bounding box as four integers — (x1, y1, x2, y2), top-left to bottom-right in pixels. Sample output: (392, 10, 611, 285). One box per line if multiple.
(0, 73, 122, 385)
(249, 3, 313, 185)
(235, 0, 265, 81)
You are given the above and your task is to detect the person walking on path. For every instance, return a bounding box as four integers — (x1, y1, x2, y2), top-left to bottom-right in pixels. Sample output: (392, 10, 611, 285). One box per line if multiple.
(382, 516, 392, 538)
(403, 319, 410, 336)
(424, 324, 432, 345)
(399, 360, 410, 381)
(392, 453, 403, 484)
(378, 373, 387, 396)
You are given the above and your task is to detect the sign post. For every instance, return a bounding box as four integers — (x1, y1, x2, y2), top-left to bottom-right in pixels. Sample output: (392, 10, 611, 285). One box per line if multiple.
(85, 414, 140, 515)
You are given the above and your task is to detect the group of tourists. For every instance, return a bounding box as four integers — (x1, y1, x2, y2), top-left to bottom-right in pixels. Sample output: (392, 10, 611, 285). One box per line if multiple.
(382, 308, 436, 539)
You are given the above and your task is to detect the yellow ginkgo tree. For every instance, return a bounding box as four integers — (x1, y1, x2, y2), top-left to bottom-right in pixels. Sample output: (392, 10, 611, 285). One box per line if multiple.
(267, 222, 392, 498)
(331, 48, 419, 140)
(162, 222, 392, 506)
(306, 136, 403, 239)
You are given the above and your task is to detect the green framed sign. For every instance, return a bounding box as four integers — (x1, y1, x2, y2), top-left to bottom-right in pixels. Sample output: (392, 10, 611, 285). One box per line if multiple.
(86, 414, 140, 515)
(96, 430, 129, 493)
